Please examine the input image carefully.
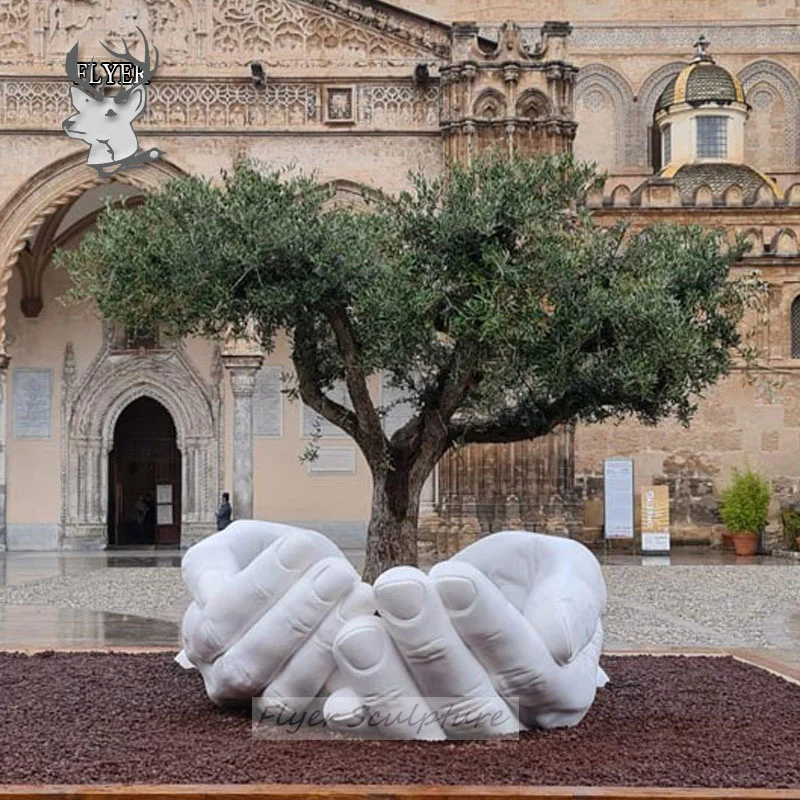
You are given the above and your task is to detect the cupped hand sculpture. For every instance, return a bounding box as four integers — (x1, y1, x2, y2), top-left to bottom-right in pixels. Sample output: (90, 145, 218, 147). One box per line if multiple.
(179, 521, 607, 740)
(180, 520, 374, 708)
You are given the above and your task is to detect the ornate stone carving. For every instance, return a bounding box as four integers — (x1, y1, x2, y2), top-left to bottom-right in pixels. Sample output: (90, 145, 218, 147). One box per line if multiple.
(208, 0, 449, 66)
(0, 78, 440, 131)
(0, 0, 29, 63)
(62, 341, 76, 395)
(62, 341, 221, 547)
(17, 0, 452, 67)
(222, 352, 264, 520)
(441, 21, 577, 163)
(358, 85, 439, 127)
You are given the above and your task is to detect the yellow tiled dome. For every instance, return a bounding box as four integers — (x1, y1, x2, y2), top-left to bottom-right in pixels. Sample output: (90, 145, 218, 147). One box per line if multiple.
(656, 36, 746, 114)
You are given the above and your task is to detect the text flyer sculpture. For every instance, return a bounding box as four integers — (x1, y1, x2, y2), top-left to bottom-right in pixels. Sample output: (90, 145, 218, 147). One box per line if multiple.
(179, 521, 607, 740)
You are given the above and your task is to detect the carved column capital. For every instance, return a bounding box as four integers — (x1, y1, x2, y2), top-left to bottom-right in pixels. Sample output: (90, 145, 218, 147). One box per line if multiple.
(222, 354, 264, 397)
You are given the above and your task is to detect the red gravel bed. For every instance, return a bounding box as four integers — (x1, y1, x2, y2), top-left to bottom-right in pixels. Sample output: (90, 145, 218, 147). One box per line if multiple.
(0, 652, 799, 787)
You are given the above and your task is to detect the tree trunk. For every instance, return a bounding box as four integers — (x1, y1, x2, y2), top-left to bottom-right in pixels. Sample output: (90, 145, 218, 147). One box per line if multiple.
(362, 467, 423, 583)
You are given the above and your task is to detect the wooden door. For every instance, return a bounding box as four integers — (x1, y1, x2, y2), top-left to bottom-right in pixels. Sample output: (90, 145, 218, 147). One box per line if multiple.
(108, 397, 181, 547)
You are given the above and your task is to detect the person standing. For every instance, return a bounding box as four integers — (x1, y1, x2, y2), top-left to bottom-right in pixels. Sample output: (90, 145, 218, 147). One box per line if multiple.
(216, 492, 232, 531)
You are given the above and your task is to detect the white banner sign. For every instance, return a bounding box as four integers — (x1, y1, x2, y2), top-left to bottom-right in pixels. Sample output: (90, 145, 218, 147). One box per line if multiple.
(604, 457, 634, 539)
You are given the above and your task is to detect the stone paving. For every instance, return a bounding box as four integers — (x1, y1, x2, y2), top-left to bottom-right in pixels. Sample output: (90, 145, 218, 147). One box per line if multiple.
(0, 548, 799, 655)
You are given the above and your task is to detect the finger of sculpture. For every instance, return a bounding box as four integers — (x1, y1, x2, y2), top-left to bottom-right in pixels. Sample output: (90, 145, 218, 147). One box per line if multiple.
(182, 520, 300, 607)
(373, 566, 521, 738)
(527, 622, 604, 729)
(258, 580, 375, 716)
(200, 557, 358, 703)
(183, 529, 343, 664)
(330, 616, 446, 740)
(453, 531, 606, 659)
(523, 573, 604, 665)
(431, 560, 597, 727)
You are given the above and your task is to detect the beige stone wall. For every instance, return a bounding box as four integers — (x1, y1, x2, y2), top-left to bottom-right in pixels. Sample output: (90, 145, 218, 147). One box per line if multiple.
(1, 0, 800, 549)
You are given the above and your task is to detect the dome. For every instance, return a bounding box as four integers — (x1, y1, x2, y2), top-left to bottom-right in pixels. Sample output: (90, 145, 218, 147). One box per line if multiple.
(655, 36, 746, 114)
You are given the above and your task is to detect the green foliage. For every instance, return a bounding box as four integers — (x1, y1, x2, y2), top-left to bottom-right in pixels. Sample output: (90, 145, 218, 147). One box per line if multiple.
(719, 469, 771, 535)
(780, 507, 800, 549)
(56, 153, 764, 475)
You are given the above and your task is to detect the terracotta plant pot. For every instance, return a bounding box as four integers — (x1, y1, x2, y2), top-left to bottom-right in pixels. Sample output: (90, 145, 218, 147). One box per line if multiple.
(722, 531, 735, 550)
(732, 532, 758, 557)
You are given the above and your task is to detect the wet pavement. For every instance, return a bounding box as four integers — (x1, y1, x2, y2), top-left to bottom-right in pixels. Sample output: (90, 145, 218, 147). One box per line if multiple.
(0, 604, 179, 650)
(0, 549, 183, 649)
(0, 546, 798, 653)
(0, 549, 182, 589)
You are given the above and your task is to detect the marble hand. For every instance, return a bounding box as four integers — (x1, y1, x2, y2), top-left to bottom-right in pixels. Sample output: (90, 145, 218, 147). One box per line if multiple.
(180, 520, 374, 711)
(327, 531, 607, 739)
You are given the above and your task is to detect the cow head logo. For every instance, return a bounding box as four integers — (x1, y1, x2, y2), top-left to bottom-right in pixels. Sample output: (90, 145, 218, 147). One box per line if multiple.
(63, 26, 165, 176)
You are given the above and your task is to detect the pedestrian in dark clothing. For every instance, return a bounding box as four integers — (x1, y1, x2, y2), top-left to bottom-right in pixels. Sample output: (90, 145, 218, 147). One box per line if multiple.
(216, 492, 232, 530)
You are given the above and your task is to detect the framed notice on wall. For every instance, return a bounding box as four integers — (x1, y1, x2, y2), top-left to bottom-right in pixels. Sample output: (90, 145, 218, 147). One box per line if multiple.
(604, 457, 634, 539)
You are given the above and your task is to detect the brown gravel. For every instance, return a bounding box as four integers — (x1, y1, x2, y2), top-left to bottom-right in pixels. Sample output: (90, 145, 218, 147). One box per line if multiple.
(0, 652, 799, 787)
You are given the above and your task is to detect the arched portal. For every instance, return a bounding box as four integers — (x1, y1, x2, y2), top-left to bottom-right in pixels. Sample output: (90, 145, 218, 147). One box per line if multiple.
(108, 397, 182, 547)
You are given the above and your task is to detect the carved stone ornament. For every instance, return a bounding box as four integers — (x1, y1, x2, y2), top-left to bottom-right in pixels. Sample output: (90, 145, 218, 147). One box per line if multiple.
(61, 337, 222, 547)
(19, 0, 451, 67)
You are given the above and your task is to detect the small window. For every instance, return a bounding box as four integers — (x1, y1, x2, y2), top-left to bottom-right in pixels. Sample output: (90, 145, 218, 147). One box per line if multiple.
(107, 320, 160, 351)
(649, 125, 662, 173)
(792, 296, 800, 358)
(696, 116, 728, 159)
(661, 123, 672, 165)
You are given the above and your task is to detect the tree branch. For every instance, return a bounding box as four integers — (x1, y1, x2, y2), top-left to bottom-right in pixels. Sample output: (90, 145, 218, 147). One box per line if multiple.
(292, 321, 359, 440)
(325, 304, 385, 452)
(448, 399, 572, 445)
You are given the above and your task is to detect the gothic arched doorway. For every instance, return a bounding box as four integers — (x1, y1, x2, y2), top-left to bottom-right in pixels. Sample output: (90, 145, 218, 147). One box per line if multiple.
(108, 397, 182, 547)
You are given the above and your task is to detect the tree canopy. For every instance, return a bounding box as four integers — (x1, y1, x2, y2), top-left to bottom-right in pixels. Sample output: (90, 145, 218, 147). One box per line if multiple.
(57, 154, 761, 578)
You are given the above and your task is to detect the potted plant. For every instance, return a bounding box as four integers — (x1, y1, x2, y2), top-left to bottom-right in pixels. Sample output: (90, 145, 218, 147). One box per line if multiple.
(718, 469, 771, 557)
(780, 508, 800, 552)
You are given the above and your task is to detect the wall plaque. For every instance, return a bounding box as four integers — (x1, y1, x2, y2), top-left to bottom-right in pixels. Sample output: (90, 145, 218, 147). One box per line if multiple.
(604, 457, 634, 539)
(302, 380, 350, 438)
(308, 446, 357, 474)
(13, 368, 52, 439)
(253, 365, 284, 437)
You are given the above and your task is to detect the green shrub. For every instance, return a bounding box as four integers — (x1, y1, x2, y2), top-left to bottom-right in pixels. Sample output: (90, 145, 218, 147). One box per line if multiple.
(718, 469, 770, 535)
(781, 508, 800, 549)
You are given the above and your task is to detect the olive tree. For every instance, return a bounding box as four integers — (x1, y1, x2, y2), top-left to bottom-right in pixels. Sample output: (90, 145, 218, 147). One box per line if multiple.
(58, 155, 759, 580)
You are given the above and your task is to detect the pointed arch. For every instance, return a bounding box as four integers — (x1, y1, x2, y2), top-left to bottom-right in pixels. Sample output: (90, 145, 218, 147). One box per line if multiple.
(738, 60, 800, 167)
(63, 344, 221, 548)
(0, 150, 185, 354)
(575, 64, 634, 169)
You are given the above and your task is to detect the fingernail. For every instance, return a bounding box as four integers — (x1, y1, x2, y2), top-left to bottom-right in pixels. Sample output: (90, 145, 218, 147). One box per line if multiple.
(336, 625, 384, 670)
(312, 562, 353, 602)
(375, 579, 425, 621)
(436, 576, 477, 612)
(276, 535, 308, 570)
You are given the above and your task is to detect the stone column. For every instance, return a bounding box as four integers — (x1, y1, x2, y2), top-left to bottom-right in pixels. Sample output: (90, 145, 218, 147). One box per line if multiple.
(0, 354, 9, 551)
(222, 353, 263, 520)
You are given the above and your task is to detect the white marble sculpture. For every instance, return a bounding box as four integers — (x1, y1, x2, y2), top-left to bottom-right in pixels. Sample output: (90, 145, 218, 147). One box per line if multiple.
(179, 521, 607, 740)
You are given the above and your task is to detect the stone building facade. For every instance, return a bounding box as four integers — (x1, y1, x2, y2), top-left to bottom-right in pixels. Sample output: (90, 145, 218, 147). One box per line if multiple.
(0, 0, 798, 554)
